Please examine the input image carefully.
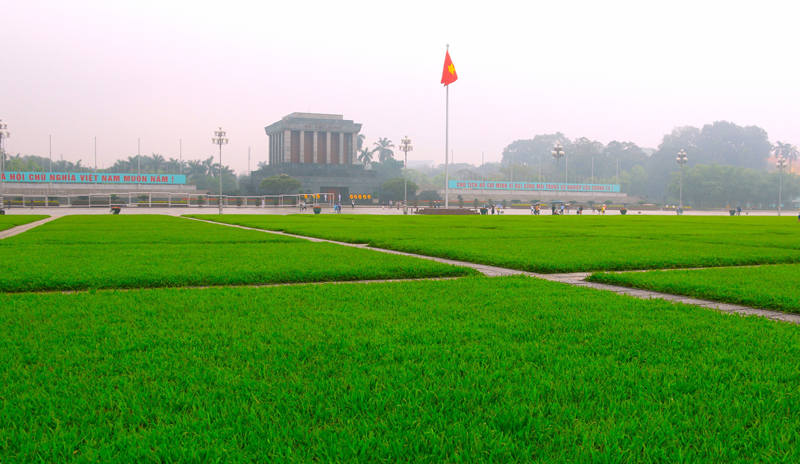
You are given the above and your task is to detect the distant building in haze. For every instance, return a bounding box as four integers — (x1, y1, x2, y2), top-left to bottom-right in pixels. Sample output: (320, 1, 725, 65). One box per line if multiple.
(250, 113, 382, 201)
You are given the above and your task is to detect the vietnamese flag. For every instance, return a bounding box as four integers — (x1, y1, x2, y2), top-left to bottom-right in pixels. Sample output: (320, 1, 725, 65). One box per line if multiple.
(441, 50, 458, 86)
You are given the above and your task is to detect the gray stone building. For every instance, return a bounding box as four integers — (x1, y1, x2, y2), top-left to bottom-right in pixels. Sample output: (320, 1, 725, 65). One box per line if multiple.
(250, 113, 383, 199)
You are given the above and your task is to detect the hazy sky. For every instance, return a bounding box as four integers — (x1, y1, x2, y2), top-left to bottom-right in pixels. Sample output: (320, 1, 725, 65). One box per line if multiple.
(3, 0, 798, 174)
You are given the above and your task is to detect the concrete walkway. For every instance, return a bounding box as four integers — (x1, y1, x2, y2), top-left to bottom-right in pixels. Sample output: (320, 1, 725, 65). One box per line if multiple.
(186, 217, 800, 324)
(0, 216, 58, 240)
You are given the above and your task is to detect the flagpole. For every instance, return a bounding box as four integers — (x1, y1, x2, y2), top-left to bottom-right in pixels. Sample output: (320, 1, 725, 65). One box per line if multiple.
(445, 45, 450, 209)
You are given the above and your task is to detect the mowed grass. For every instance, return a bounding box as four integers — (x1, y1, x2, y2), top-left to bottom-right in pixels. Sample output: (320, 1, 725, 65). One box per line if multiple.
(189, 214, 800, 272)
(590, 264, 800, 313)
(0, 215, 473, 292)
(0, 214, 48, 232)
(2, 277, 799, 462)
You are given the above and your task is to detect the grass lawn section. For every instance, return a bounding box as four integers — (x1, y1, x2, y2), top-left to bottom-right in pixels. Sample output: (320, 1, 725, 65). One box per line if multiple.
(0, 215, 473, 292)
(2, 277, 799, 462)
(589, 264, 800, 313)
(189, 214, 800, 272)
(0, 214, 48, 232)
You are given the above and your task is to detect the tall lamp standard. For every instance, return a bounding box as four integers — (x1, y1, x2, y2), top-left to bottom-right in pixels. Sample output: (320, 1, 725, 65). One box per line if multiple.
(551, 143, 564, 200)
(211, 127, 228, 214)
(399, 135, 413, 215)
(676, 149, 688, 208)
(777, 156, 787, 216)
(0, 119, 10, 212)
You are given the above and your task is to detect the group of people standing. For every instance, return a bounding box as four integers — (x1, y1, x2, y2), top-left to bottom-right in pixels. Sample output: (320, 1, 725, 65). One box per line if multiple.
(382, 200, 405, 210)
(531, 203, 591, 215)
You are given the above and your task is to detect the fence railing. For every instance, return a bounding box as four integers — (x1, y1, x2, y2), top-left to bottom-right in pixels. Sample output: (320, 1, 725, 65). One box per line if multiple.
(0, 193, 343, 209)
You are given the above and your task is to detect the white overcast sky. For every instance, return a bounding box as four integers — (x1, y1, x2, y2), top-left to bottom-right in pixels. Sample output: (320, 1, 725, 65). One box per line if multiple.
(3, 0, 798, 173)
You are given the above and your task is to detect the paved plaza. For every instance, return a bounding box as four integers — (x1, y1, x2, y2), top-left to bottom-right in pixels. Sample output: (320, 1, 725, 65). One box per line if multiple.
(1, 205, 796, 217)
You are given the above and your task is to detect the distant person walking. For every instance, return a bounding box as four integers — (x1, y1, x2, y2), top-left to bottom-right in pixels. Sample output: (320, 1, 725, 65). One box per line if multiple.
(531, 204, 535, 215)
(737, 206, 742, 215)
(601, 205, 606, 215)
(351, 199, 355, 208)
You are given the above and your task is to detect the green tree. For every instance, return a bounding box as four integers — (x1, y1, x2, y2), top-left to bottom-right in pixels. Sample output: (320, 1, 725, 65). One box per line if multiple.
(6, 158, 43, 172)
(667, 163, 800, 208)
(773, 141, 798, 174)
(501, 133, 571, 168)
(259, 174, 301, 195)
(358, 148, 375, 164)
(191, 173, 238, 195)
(618, 165, 649, 198)
(381, 178, 418, 200)
(373, 138, 395, 162)
(370, 158, 404, 179)
(150, 153, 165, 173)
(697, 121, 771, 169)
(603, 141, 648, 181)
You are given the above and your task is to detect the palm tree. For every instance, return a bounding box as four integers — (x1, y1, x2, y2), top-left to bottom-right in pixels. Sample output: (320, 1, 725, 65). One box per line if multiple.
(257, 161, 269, 170)
(773, 141, 796, 174)
(187, 160, 205, 176)
(786, 145, 799, 174)
(111, 159, 128, 172)
(151, 153, 165, 173)
(127, 156, 139, 174)
(202, 156, 216, 177)
(357, 134, 366, 151)
(357, 148, 375, 165)
(373, 137, 395, 163)
(167, 158, 179, 174)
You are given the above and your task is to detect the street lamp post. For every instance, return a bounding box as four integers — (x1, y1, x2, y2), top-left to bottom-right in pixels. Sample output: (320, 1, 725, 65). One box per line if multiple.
(551, 143, 564, 200)
(777, 156, 787, 216)
(0, 119, 10, 212)
(676, 149, 688, 208)
(211, 127, 228, 214)
(399, 136, 413, 215)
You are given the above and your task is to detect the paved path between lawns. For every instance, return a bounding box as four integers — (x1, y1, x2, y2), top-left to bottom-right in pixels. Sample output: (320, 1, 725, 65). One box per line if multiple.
(0, 216, 59, 240)
(186, 217, 800, 324)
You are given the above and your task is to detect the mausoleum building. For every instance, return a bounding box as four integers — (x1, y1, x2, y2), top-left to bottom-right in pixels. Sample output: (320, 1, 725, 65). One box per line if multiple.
(251, 113, 382, 200)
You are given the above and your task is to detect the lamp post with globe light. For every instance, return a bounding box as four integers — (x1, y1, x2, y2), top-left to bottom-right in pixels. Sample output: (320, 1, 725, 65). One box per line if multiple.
(399, 136, 413, 215)
(777, 156, 787, 216)
(551, 143, 564, 200)
(677, 149, 688, 208)
(0, 119, 10, 212)
(211, 127, 228, 214)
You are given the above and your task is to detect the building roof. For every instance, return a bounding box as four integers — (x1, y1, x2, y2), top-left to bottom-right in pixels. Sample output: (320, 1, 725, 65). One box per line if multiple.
(265, 113, 361, 135)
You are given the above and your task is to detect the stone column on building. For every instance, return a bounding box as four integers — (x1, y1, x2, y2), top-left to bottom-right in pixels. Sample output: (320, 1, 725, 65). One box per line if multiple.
(326, 132, 331, 164)
(278, 131, 282, 164)
(352, 133, 357, 164)
(283, 129, 291, 163)
(313, 132, 318, 164)
(299, 130, 305, 163)
(339, 132, 345, 164)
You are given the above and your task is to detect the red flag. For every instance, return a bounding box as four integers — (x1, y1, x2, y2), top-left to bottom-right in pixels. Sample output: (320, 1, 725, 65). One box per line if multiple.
(441, 50, 458, 86)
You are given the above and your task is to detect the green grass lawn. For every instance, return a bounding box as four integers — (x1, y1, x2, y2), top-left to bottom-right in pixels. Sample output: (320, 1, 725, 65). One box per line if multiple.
(0, 215, 473, 292)
(0, 214, 48, 232)
(188, 214, 800, 272)
(589, 264, 800, 313)
(2, 276, 799, 462)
